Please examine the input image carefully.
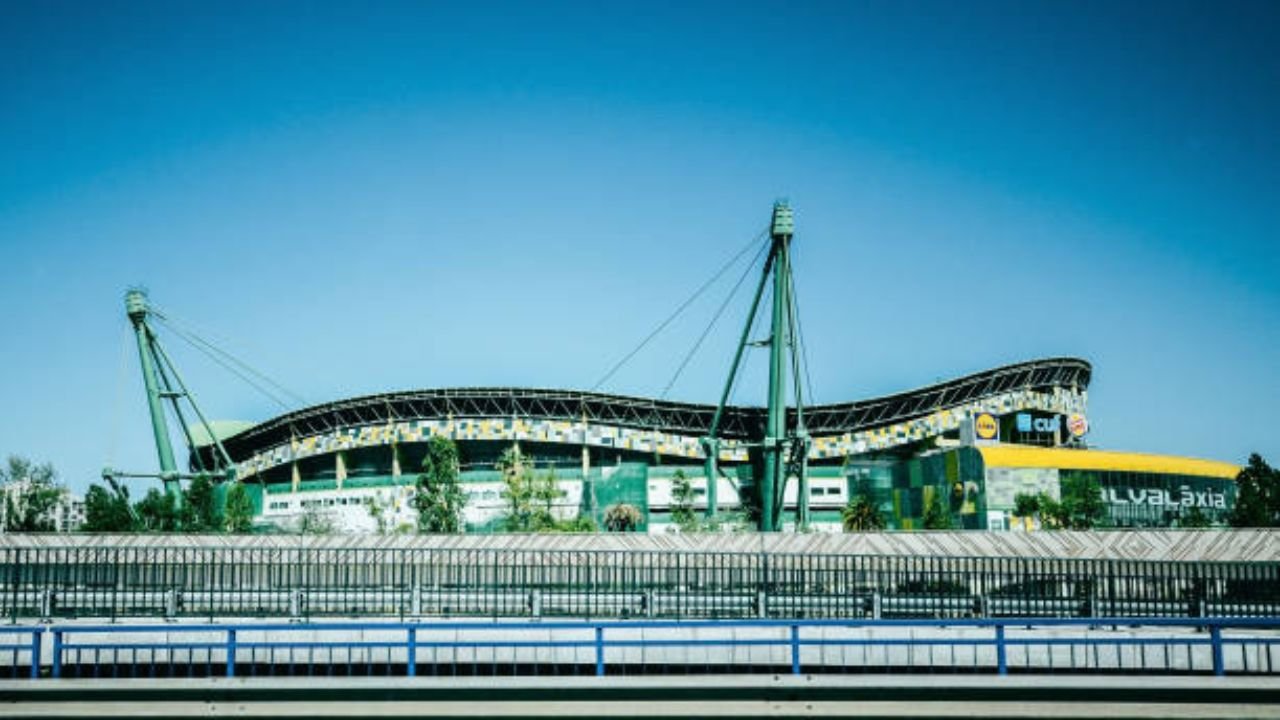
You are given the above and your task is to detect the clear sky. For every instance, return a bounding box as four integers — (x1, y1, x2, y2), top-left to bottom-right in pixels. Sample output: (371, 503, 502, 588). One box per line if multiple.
(1, 1, 1277, 494)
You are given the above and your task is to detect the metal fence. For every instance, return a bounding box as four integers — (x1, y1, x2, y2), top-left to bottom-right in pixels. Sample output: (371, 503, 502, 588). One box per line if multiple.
(4, 545, 1278, 622)
(23, 618, 1280, 680)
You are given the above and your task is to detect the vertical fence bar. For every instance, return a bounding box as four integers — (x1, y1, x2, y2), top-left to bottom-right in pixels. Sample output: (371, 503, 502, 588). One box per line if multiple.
(51, 630, 62, 679)
(594, 626, 605, 676)
(29, 628, 41, 679)
(226, 628, 237, 678)
(995, 624, 1007, 676)
(407, 627, 417, 677)
(1210, 626, 1224, 677)
(790, 624, 801, 675)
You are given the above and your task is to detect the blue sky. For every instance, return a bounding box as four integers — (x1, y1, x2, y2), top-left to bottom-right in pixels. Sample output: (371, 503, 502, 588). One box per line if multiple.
(1, 1, 1277, 493)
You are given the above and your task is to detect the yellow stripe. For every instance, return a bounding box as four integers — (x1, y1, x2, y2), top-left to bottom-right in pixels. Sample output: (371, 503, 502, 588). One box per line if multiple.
(977, 446, 1239, 480)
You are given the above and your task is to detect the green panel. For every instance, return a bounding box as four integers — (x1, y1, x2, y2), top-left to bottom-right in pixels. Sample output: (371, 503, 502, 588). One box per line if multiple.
(586, 462, 650, 531)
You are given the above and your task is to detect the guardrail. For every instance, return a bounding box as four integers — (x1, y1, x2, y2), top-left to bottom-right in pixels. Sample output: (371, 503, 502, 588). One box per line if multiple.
(4, 545, 1278, 622)
(18, 617, 1279, 681)
(0, 626, 42, 679)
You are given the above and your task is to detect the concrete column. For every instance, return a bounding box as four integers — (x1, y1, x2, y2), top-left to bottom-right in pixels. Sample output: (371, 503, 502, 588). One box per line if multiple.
(392, 443, 402, 480)
(336, 452, 347, 490)
(291, 462, 301, 493)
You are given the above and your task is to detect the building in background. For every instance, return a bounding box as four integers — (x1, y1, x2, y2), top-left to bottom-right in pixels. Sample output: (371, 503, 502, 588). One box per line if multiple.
(0, 480, 85, 533)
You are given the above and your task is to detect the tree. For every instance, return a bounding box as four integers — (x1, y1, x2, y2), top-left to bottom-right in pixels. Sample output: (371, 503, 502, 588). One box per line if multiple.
(1027, 476, 1105, 530)
(0, 456, 64, 532)
(415, 436, 466, 533)
(1230, 454, 1280, 528)
(495, 444, 591, 533)
(841, 495, 885, 532)
(670, 470, 699, 532)
(1180, 506, 1212, 529)
(224, 483, 254, 533)
(1013, 493, 1040, 520)
(604, 503, 641, 532)
(497, 444, 536, 531)
(134, 488, 182, 532)
(1052, 475, 1106, 529)
(922, 491, 953, 530)
(184, 474, 221, 532)
(82, 484, 136, 532)
(529, 468, 563, 530)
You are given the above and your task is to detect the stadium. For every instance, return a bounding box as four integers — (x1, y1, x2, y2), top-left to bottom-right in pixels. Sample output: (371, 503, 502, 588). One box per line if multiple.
(123, 204, 1238, 534)
(191, 356, 1239, 533)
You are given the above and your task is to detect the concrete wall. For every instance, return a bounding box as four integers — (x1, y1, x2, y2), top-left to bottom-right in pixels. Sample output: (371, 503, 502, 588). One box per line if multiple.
(2, 529, 1278, 562)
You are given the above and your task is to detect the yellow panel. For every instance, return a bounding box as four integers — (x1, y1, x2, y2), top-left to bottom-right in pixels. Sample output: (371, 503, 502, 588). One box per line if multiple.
(978, 446, 1239, 480)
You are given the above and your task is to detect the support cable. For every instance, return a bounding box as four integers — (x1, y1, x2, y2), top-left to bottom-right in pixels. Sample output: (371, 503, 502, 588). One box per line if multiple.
(150, 338, 236, 471)
(789, 265, 818, 406)
(727, 283, 770, 408)
(153, 316, 297, 411)
(590, 228, 768, 392)
(150, 342, 208, 475)
(152, 310, 308, 408)
(660, 240, 769, 400)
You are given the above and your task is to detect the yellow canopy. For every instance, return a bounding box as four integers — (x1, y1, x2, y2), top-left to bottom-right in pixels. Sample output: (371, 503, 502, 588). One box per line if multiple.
(977, 445, 1239, 480)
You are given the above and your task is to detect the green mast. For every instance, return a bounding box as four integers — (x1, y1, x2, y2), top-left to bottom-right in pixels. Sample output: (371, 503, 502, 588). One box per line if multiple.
(761, 202, 793, 532)
(126, 289, 180, 497)
(702, 200, 809, 531)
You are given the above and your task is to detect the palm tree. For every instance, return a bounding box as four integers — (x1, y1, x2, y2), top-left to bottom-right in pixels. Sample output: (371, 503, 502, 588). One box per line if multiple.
(604, 503, 642, 532)
(841, 495, 885, 532)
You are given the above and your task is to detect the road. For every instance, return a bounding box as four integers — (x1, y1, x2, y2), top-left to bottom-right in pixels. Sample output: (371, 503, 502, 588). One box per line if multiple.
(2, 675, 1277, 718)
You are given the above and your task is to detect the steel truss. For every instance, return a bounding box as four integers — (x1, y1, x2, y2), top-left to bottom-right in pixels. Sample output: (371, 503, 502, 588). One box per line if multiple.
(221, 357, 1090, 462)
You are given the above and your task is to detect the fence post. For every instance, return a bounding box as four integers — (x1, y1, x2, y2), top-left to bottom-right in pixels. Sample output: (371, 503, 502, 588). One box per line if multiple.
(29, 628, 42, 679)
(39, 589, 54, 621)
(995, 624, 1007, 676)
(51, 629, 62, 679)
(406, 627, 417, 677)
(1210, 626, 1224, 677)
(790, 624, 801, 675)
(594, 626, 605, 676)
(226, 628, 237, 678)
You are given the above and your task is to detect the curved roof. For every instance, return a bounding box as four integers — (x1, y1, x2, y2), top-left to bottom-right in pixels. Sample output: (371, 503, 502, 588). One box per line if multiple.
(189, 420, 257, 448)
(221, 357, 1091, 459)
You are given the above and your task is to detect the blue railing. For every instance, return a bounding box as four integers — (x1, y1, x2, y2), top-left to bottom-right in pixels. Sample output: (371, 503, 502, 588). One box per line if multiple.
(25, 617, 1280, 680)
(0, 626, 43, 679)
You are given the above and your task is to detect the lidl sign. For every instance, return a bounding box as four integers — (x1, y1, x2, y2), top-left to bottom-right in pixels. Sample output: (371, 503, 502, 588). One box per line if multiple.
(974, 413, 999, 441)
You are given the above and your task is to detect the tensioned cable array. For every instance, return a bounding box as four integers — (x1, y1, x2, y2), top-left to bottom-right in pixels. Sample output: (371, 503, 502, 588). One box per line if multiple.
(659, 240, 770, 400)
(589, 228, 769, 393)
(150, 308, 308, 412)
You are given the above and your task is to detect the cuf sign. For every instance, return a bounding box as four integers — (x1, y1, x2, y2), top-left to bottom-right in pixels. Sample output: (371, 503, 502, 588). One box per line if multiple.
(1016, 413, 1060, 434)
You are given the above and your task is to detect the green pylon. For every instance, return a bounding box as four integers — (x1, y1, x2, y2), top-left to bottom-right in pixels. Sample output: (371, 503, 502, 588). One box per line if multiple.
(761, 201, 794, 532)
(125, 289, 181, 499)
(702, 200, 807, 532)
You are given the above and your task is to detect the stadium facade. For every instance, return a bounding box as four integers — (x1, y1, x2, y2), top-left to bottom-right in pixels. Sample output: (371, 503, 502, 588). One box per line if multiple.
(197, 356, 1241, 533)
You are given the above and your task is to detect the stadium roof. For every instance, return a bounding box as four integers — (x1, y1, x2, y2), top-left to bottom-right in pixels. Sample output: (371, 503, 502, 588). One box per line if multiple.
(221, 357, 1091, 458)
